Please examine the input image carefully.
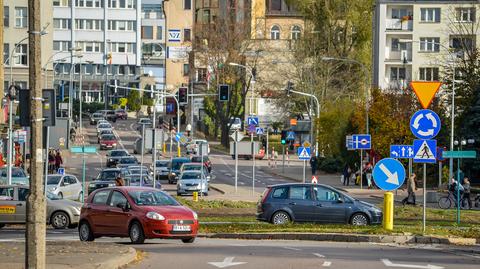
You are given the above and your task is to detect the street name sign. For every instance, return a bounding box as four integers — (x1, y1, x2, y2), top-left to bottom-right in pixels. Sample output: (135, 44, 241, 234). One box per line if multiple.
(413, 139, 437, 163)
(410, 81, 442, 109)
(297, 147, 311, 160)
(372, 158, 406, 191)
(390, 145, 414, 159)
(443, 150, 477, 159)
(410, 109, 441, 140)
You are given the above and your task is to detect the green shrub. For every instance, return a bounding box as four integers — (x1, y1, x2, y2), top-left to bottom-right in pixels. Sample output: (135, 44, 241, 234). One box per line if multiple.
(318, 157, 343, 173)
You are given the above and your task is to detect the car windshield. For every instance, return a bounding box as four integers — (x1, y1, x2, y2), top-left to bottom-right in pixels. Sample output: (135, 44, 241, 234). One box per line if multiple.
(129, 169, 149, 175)
(128, 190, 179, 206)
(129, 175, 152, 184)
(101, 130, 113, 135)
(110, 151, 128, 157)
(156, 161, 169, 167)
(184, 165, 202, 171)
(99, 171, 119, 180)
(191, 156, 209, 163)
(98, 124, 111, 129)
(120, 158, 136, 164)
(12, 168, 26, 177)
(181, 173, 203, 180)
(47, 176, 62, 185)
(93, 113, 102, 118)
(46, 191, 61, 200)
(101, 135, 116, 140)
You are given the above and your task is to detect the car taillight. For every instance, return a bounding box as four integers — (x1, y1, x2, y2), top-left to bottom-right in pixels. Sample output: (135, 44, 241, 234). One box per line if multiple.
(260, 187, 272, 204)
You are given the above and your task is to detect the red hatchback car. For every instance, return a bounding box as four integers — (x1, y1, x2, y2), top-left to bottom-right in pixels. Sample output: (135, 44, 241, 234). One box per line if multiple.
(99, 134, 117, 150)
(78, 187, 199, 244)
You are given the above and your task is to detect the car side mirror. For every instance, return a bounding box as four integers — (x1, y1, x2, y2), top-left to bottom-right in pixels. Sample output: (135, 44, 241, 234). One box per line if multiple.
(116, 202, 129, 211)
(337, 196, 344, 203)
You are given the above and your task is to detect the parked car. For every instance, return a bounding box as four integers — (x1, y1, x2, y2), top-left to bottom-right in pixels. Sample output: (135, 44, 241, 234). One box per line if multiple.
(115, 109, 128, 120)
(89, 113, 104, 125)
(116, 156, 139, 169)
(106, 149, 130, 167)
(46, 174, 83, 201)
(88, 168, 130, 193)
(256, 183, 383, 226)
(190, 156, 212, 173)
(99, 134, 118, 150)
(186, 139, 209, 155)
(126, 174, 161, 189)
(168, 157, 191, 184)
(0, 167, 29, 185)
(97, 123, 113, 134)
(97, 129, 114, 143)
(78, 187, 199, 243)
(151, 160, 170, 180)
(179, 163, 211, 184)
(0, 185, 82, 229)
(176, 171, 209, 196)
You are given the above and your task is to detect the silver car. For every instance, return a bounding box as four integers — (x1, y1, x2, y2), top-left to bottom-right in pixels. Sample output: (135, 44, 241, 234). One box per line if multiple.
(176, 171, 209, 196)
(0, 185, 82, 229)
(151, 160, 170, 180)
(46, 174, 83, 201)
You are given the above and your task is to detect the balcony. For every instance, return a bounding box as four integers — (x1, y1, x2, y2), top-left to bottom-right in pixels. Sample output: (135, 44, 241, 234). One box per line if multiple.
(266, 9, 301, 17)
(386, 49, 412, 63)
(386, 19, 413, 31)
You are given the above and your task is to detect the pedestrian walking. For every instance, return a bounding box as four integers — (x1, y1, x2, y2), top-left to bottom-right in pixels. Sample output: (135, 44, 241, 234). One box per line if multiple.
(402, 173, 417, 205)
(365, 163, 373, 188)
(463, 177, 472, 209)
(48, 150, 55, 173)
(343, 164, 352, 186)
(54, 150, 63, 172)
(310, 155, 318, 175)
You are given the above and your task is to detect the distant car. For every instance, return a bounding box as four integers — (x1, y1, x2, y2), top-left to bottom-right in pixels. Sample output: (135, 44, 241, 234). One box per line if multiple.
(46, 174, 83, 201)
(79, 187, 199, 243)
(88, 168, 130, 194)
(190, 156, 212, 173)
(97, 123, 113, 134)
(0, 167, 29, 185)
(186, 139, 210, 155)
(115, 109, 128, 120)
(176, 171, 209, 196)
(126, 174, 161, 189)
(151, 160, 170, 180)
(179, 163, 211, 184)
(96, 119, 109, 127)
(103, 110, 117, 122)
(168, 157, 191, 184)
(106, 150, 130, 167)
(256, 183, 382, 226)
(116, 156, 139, 169)
(99, 134, 118, 150)
(136, 118, 152, 131)
(0, 185, 82, 229)
(90, 113, 104, 125)
(97, 129, 114, 143)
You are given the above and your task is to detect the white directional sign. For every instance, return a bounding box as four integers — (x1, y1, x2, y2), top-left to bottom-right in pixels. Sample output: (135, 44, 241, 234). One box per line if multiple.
(208, 257, 247, 268)
(230, 131, 244, 142)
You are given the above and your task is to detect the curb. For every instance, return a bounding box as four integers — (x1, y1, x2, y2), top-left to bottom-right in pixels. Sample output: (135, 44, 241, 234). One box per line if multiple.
(95, 246, 137, 269)
(210, 185, 226, 195)
(198, 232, 478, 246)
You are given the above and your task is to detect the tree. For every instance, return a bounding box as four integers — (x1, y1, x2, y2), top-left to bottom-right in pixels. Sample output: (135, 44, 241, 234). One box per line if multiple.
(127, 89, 141, 112)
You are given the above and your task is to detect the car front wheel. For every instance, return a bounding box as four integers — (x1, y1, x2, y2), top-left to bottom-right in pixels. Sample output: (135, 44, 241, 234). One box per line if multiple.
(271, 211, 290, 225)
(129, 222, 145, 244)
(350, 213, 369, 226)
(51, 211, 70, 229)
(182, 237, 195, 243)
(78, 221, 94, 241)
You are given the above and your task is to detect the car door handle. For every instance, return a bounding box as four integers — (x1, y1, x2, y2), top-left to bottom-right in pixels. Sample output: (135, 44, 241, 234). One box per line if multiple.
(289, 202, 296, 205)
(316, 203, 323, 207)
(16, 203, 23, 206)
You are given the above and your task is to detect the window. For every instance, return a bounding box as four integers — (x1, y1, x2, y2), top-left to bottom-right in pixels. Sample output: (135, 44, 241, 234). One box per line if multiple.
(184, 29, 191, 42)
(456, 8, 475, 22)
(109, 42, 134, 53)
(54, 19, 71, 30)
(15, 7, 27, 28)
(451, 36, 475, 51)
(96, 64, 103, 74)
(85, 64, 93, 74)
(76, 41, 103, 52)
(271, 187, 288, 199)
(270, 0, 282, 11)
(109, 191, 127, 207)
(14, 44, 27, 65)
(108, 0, 135, 8)
(313, 187, 339, 201)
(142, 4, 163, 19)
(118, 43, 126, 53)
(419, 68, 439, 81)
(76, 0, 103, 7)
(391, 38, 407, 51)
(53, 41, 70, 51)
(390, 67, 406, 81)
(156, 26, 163, 40)
(142, 26, 153, 39)
(15, 81, 27, 89)
(419, 37, 440, 52)
(0, 187, 14, 200)
(4, 6, 8, 27)
(4, 43, 9, 65)
(142, 43, 163, 57)
(108, 20, 135, 31)
(183, 63, 189, 76)
(289, 186, 312, 200)
(420, 8, 440, 22)
(197, 68, 207, 82)
(92, 190, 110, 204)
(54, 0, 72, 7)
(291, 25, 301, 40)
(391, 8, 409, 19)
(271, 25, 280, 40)
(184, 0, 191, 10)
(129, 66, 135, 75)
(18, 188, 29, 201)
(75, 19, 103, 30)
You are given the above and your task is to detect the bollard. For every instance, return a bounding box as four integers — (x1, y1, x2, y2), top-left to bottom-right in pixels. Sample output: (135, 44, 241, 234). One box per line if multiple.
(193, 192, 198, 202)
(383, 191, 394, 231)
(177, 146, 181, 157)
(163, 143, 166, 153)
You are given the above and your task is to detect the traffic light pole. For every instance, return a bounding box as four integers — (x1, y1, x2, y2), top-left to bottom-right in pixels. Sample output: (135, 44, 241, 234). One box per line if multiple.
(282, 144, 285, 173)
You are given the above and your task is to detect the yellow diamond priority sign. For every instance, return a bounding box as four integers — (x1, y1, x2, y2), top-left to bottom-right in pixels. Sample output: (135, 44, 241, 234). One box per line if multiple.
(410, 81, 442, 109)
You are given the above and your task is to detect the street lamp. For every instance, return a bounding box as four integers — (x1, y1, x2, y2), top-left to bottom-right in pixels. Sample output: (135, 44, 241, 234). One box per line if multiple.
(80, 60, 94, 135)
(66, 47, 82, 149)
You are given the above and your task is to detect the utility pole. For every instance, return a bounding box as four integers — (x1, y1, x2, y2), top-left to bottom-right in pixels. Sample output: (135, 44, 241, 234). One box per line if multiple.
(26, 0, 46, 268)
(0, 2, 4, 101)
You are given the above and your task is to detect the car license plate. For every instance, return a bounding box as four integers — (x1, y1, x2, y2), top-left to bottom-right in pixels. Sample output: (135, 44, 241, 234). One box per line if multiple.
(0, 205, 16, 214)
(173, 225, 191, 232)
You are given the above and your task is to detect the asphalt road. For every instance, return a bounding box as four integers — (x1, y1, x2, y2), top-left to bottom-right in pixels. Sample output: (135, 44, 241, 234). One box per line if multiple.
(0, 228, 478, 269)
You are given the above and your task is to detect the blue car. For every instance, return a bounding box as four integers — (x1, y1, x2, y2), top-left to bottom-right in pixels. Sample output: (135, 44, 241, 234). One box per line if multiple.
(256, 183, 382, 226)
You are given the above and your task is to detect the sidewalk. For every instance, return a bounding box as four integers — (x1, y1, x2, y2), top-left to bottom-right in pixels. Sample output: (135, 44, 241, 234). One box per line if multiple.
(1, 241, 136, 269)
(209, 183, 261, 202)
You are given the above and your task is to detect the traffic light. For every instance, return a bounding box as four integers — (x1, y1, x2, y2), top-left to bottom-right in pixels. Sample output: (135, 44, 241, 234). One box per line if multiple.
(177, 87, 188, 104)
(286, 81, 294, 96)
(281, 130, 287, 145)
(218, 84, 230, 102)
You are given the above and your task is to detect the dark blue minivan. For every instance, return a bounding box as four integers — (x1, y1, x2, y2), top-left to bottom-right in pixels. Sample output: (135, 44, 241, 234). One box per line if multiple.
(256, 183, 382, 225)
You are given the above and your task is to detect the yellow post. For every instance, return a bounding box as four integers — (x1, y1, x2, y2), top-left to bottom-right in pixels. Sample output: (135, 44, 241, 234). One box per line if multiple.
(383, 191, 394, 231)
(177, 145, 181, 157)
(193, 192, 198, 202)
(163, 143, 166, 153)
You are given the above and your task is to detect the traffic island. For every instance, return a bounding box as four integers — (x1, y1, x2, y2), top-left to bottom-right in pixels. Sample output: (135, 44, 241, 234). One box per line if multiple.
(0, 241, 137, 269)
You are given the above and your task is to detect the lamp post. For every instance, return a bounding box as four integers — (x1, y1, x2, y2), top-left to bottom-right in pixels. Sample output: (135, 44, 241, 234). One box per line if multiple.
(67, 47, 82, 149)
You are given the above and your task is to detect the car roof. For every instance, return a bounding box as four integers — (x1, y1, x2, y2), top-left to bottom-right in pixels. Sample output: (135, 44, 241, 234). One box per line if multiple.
(173, 157, 190, 161)
(101, 168, 122, 172)
(267, 183, 337, 189)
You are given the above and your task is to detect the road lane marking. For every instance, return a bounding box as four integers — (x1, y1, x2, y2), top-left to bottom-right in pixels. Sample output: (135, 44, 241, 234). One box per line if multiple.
(381, 259, 444, 269)
(322, 261, 332, 267)
(283, 247, 301, 251)
(313, 253, 325, 258)
(208, 257, 247, 268)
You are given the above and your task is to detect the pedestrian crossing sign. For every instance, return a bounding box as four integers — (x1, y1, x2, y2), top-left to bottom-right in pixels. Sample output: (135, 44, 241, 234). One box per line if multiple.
(297, 147, 311, 160)
(413, 139, 437, 163)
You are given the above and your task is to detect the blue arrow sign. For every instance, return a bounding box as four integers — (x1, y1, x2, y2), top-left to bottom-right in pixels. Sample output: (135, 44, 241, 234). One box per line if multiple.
(413, 139, 437, 163)
(247, 117, 259, 126)
(410, 109, 441, 140)
(390, 145, 414, 159)
(287, 131, 295, 141)
(297, 147, 311, 160)
(255, 127, 264, 135)
(352, 134, 371, 150)
(372, 158, 406, 191)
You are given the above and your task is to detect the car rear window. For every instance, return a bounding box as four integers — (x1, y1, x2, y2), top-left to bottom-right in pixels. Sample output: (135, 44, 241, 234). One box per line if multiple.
(110, 151, 127, 157)
(101, 135, 116, 140)
(92, 190, 110, 204)
(271, 187, 288, 199)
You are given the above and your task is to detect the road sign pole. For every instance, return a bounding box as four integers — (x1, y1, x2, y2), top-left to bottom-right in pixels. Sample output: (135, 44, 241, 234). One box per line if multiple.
(303, 160, 306, 183)
(282, 144, 285, 173)
(266, 129, 269, 161)
(235, 131, 238, 193)
(360, 150, 363, 190)
(457, 157, 461, 225)
(169, 130, 173, 162)
(251, 132, 255, 195)
(423, 163, 426, 233)
(82, 152, 86, 202)
(140, 124, 145, 187)
(438, 161, 442, 189)
(43, 127, 50, 195)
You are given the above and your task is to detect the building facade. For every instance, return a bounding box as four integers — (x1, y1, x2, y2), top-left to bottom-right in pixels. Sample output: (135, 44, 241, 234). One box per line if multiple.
(373, 0, 480, 89)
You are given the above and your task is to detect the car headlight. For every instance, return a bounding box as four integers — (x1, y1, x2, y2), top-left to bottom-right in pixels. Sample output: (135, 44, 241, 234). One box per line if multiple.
(112, 143, 117, 146)
(108, 183, 116, 187)
(192, 211, 198, 220)
(109, 159, 113, 162)
(171, 172, 176, 176)
(146, 212, 165, 221)
(89, 183, 96, 187)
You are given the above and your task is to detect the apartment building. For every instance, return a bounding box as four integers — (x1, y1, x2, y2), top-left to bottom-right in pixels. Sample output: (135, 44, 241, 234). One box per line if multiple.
(373, 0, 480, 89)
(52, 0, 142, 103)
(3, 0, 53, 91)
